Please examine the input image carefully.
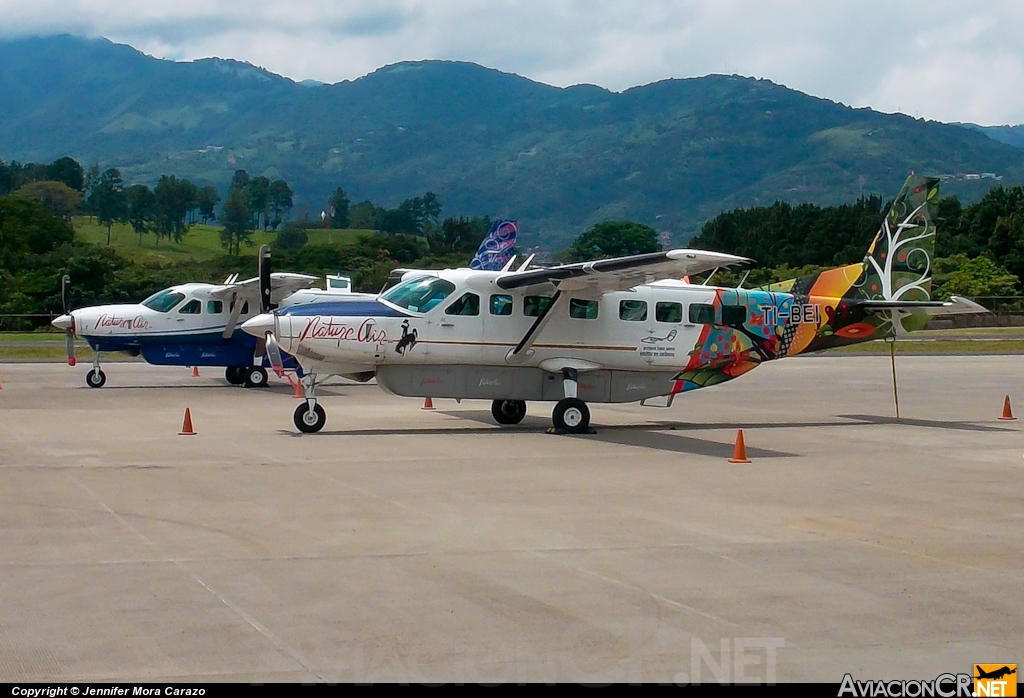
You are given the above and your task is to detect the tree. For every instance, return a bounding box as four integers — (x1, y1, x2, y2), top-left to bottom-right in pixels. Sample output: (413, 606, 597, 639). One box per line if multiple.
(269, 180, 293, 229)
(328, 187, 350, 228)
(46, 157, 85, 192)
(0, 158, 13, 196)
(13, 181, 82, 221)
(153, 175, 196, 244)
(566, 221, 662, 261)
(220, 187, 252, 256)
(196, 186, 220, 224)
(231, 169, 251, 191)
(276, 228, 308, 250)
(247, 176, 271, 229)
(348, 200, 379, 230)
(88, 168, 127, 244)
(933, 255, 1019, 300)
(124, 184, 157, 245)
(428, 216, 491, 256)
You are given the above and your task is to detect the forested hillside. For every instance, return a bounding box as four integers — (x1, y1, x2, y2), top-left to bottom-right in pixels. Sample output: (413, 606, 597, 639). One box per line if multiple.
(3, 35, 1024, 249)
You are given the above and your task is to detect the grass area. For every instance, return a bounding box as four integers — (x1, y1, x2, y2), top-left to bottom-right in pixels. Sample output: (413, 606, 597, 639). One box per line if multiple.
(0, 332, 64, 342)
(73, 218, 376, 264)
(0, 345, 78, 361)
(827, 338, 1024, 355)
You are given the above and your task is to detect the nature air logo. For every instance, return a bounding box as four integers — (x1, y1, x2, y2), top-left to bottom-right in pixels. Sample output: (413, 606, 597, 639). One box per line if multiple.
(974, 665, 1016, 697)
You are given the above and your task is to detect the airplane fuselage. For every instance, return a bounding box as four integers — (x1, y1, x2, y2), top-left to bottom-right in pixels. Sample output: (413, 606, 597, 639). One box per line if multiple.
(256, 269, 892, 404)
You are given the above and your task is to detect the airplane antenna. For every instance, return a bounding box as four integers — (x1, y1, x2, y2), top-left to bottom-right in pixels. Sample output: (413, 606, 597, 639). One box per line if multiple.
(501, 255, 518, 273)
(516, 254, 536, 272)
(701, 268, 720, 286)
(736, 270, 751, 289)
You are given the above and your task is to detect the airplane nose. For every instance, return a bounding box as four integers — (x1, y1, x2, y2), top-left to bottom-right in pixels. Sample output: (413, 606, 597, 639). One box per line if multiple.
(52, 313, 73, 331)
(241, 313, 276, 337)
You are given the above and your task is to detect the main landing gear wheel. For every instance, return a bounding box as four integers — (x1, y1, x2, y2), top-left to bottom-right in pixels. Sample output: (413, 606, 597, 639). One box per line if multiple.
(86, 369, 106, 388)
(243, 366, 268, 388)
(225, 366, 245, 385)
(294, 402, 326, 433)
(552, 397, 590, 434)
(491, 399, 527, 425)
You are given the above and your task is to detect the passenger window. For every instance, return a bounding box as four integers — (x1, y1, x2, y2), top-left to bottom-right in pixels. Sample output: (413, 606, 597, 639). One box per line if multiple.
(207, 300, 223, 314)
(241, 301, 250, 315)
(619, 300, 647, 322)
(689, 303, 715, 324)
(490, 294, 513, 316)
(656, 302, 682, 323)
(178, 299, 202, 314)
(524, 296, 552, 317)
(445, 292, 480, 316)
(569, 299, 599, 320)
(722, 305, 747, 327)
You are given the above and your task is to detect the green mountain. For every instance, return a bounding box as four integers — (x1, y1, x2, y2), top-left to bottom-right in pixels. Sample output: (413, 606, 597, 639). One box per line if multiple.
(965, 124, 1024, 149)
(3, 34, 1024, 249)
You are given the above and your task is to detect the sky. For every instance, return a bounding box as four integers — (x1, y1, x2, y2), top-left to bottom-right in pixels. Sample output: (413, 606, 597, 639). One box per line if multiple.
(2, 0, 1023, 126)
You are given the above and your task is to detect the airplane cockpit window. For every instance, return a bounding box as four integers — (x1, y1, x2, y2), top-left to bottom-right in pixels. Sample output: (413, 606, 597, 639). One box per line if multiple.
(619, 300, 648, 322)
(178, 299, 202, 314)
(524, 296, 552, 317)
(207, 300, 224, 314)
(490, 295, 513, 316)
(381, 276, 456, 313)
(445, 292, 480, 316)
(141, 290, 186, 313)
(656, 302, 683, 323)
(689, 303, 715, 324)
(569, 299, 599, 320)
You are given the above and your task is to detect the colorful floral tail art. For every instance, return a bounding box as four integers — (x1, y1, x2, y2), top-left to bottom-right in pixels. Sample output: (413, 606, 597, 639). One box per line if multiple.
(671, 174, 941, 394)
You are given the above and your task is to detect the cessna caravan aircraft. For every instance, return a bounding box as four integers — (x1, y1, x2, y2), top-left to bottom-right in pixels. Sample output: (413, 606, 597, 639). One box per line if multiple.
(50, 219, 523, 388)
(242, 175, 986, 434)
(50, 268, 323, 388)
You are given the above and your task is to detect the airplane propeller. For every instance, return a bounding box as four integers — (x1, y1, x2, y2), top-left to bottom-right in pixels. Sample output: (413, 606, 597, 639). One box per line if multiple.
(254, 244, 276, 370)
(61, 274, 76, 366)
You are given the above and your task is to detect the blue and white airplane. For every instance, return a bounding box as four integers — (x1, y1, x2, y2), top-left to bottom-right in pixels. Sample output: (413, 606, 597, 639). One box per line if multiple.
(50, 247, 332, 388)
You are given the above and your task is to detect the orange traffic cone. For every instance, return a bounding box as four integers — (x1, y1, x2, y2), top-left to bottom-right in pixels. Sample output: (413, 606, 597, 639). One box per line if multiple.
(191, 366, 200, 377)
(292, 378, 304, 399)
(999, 395, 1016, 420)
(422, 397, 435, 410)
(179, 408, 197, 435)
(728, 430, 751, 463)
(0, 374, 3, 389)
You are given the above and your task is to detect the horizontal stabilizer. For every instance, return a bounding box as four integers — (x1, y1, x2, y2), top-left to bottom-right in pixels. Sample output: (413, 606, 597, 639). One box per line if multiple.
(853, 296, 989, 315)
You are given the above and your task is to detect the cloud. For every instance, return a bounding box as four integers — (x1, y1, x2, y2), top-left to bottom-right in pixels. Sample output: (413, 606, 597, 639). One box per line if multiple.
(2, 0, 1023, 124)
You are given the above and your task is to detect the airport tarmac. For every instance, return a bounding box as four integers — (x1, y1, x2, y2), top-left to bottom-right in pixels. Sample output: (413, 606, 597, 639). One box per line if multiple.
(0, 357, 1021, 683)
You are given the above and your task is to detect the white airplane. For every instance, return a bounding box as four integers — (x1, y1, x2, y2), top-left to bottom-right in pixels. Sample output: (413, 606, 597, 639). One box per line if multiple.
(51, 246, 327, 388)
(50, 219, 525, 389)
(244, 176, 987, 434)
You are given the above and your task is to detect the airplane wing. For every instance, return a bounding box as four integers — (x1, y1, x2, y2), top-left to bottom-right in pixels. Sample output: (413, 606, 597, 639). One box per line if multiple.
(491, 249, 751, 294)
(209, 273, 319, 304)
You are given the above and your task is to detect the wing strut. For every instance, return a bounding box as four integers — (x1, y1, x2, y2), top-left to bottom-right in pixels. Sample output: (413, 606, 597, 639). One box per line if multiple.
(505, 291, 563, 363)
(222, 292, 244, 339)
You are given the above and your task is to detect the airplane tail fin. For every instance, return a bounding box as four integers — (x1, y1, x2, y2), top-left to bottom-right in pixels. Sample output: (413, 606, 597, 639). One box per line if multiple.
(758, 175, 977, 356)
(763, 174, 939, 303)
(469, 220, 517, 270)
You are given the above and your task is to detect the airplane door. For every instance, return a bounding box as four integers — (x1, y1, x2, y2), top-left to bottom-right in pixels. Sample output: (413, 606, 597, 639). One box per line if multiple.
(437, 290, 485, 362)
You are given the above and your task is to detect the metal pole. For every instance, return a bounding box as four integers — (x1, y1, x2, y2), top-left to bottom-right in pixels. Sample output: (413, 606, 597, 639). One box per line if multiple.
(889, 340, 900, 420)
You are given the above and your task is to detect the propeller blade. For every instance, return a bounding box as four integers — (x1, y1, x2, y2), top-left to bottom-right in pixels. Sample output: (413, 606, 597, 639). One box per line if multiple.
(65, 329, 76, 366)
(61, 274, 71, 314)
(265, 332, 285, 376)
(258, 244, 272, 313)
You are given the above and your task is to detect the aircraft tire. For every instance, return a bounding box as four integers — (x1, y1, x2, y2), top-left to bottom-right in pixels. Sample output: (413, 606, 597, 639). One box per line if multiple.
(294, 402, 326, 433)
(491, 399, 527, 425)
(86, 369, 106, 388)
(243, 367, 269, 388)
(225, 366, 245, 385)
(552, 398, 589, 434)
